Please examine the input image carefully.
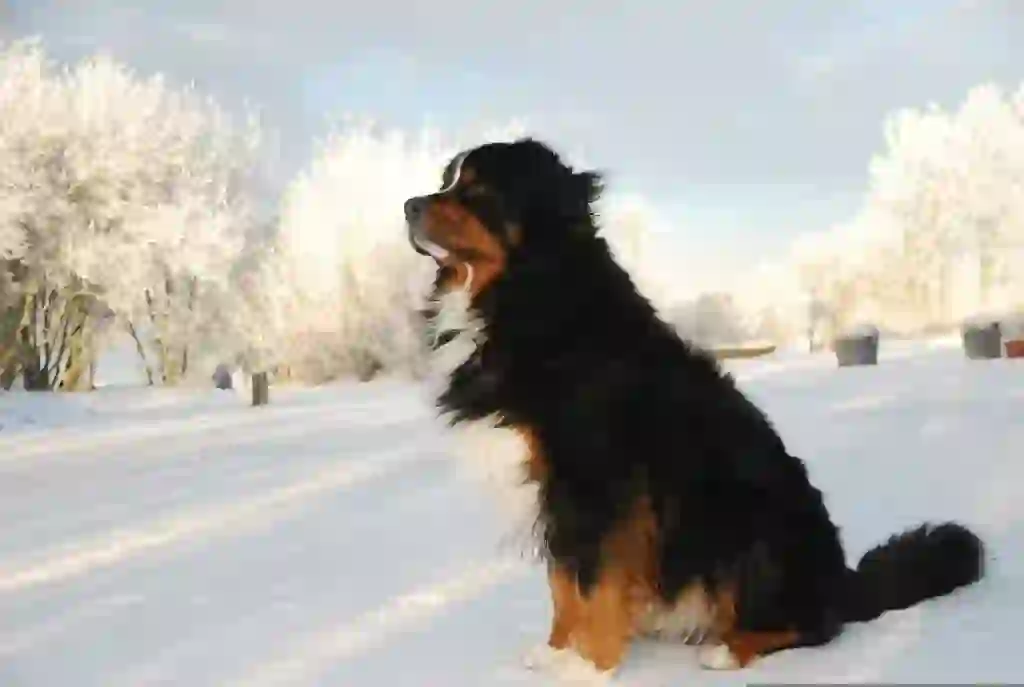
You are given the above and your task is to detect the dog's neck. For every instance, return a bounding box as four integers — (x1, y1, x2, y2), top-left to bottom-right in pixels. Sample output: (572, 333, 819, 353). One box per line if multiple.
(425, 264, 486, 379)
(424, 234, 639, 374)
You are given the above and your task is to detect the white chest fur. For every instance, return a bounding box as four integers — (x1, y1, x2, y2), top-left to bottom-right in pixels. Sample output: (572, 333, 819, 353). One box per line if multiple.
(425, 283, 541, 550)
(636, 583, 716, 643)
(425, 288, 483, 380)
(444, 415, 540, 541)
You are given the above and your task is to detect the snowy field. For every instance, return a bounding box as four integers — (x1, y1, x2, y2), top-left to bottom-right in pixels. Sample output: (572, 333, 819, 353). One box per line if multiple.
(0, 336, 1020, 686)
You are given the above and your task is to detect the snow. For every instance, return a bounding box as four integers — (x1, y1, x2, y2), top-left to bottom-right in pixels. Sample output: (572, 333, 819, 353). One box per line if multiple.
(0, 337, 1021, 686)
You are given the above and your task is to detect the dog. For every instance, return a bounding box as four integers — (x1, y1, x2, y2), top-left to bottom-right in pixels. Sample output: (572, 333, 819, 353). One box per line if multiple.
(404, 138, 985, 678)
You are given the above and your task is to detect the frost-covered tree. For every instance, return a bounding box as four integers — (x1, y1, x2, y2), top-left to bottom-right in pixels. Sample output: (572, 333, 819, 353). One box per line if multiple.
(750, 80, 1024, 341)
(269, 119, 698, 383)
(0, 39, 103, 390)
(273, 122, 443, 382)
(0, 38, 272, 389)
(865, 82, 1024, 325)
(596, 193, 678, 313)
(941, 84, 1024, 309)
(0, 54, 28, 389)
(274, 120, 531, 383)
(668, 291, 752, 348)
(726, 261, 810, 346)
(222, 227, 295, 379)
(865, 104, 961, 326)
(59, 53, 268, 385)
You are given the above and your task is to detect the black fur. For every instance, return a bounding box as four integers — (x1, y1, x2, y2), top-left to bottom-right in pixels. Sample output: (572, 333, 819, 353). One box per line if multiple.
(841, 522, 985, 623)
(409, 138, 985, 649)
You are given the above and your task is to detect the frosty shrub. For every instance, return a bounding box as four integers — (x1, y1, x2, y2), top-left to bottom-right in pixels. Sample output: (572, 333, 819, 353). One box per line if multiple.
(0, 38, 275, 389)
(668, 292, 752, 348)
(0, 39, 109, 390)
(273, 120, 536, 383)
(733, 80, 1024, 344)
(595, 192, 678, 315)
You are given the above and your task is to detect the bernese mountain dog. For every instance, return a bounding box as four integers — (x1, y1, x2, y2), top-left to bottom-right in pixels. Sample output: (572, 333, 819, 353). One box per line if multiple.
(404, 137, 985, 679)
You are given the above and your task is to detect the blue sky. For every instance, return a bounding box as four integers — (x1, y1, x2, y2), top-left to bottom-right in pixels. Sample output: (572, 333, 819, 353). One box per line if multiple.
(2, 0, 1020, 291)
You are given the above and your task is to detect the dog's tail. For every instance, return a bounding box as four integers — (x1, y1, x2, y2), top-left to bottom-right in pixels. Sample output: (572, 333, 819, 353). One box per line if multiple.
(840, 521, 985, 624)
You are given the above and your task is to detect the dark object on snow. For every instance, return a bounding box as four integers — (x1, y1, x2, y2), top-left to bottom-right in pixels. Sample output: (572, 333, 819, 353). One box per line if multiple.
(212, 363, 233, 390)
(833, 327, 879, 367)
(1001, 315, 1024, 358)
(961, 321, 1002, 360)
(1005, 339, 1024, 359)
(251, 371, 269, 406)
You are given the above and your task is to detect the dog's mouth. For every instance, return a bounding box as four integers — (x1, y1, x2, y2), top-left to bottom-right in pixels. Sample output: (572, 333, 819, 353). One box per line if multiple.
(408, 225, 451, 263)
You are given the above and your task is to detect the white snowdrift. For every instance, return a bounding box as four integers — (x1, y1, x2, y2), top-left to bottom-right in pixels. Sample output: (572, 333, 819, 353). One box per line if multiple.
(0, 337, 1019, 685)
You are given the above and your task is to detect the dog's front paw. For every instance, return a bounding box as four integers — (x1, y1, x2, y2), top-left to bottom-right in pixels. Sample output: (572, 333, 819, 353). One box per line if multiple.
(551, 650, 616, 685)
(522, 642, 568, 671)
(698, 643, 741, 670)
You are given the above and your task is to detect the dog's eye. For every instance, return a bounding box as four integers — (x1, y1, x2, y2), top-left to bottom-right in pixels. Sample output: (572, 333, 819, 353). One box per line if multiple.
(461, 184, 489, 199)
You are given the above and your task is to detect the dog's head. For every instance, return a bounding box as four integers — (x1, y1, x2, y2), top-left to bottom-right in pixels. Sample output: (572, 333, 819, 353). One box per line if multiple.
(405, 138, 603, 297)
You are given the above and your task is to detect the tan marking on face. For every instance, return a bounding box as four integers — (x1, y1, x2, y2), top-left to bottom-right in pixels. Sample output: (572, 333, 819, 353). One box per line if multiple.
(420, 190, 507, 297)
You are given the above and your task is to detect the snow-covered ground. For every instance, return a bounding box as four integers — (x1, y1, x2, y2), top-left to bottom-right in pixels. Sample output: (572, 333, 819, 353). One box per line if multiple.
(0, 337, 1020, 686)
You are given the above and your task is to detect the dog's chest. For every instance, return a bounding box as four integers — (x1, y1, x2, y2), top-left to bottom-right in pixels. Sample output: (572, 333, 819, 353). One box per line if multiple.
(426, 289, 540, 531)
(441, 415, 540, 543)
(426, 287, 484, 380)
(446, 415, 531, 487)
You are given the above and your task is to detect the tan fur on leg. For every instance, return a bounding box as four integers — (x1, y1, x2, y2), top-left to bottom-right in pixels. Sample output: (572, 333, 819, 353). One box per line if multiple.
(570, 566, 634, 672)
(698, 584, 803, 670)
(547, 562, 582, 650)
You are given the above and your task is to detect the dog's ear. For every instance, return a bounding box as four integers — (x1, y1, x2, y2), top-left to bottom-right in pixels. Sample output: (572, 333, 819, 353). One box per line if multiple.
(563, 170, 603, 227)
(575, 170, 603, 207)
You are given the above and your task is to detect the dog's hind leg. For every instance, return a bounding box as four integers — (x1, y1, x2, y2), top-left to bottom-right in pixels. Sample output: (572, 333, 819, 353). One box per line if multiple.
(698, 629, 803, 670)
(696, 568, 839, 670)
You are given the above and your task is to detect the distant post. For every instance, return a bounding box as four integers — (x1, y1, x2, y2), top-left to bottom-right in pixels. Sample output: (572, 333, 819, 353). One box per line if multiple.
(252, 371, 269, 406)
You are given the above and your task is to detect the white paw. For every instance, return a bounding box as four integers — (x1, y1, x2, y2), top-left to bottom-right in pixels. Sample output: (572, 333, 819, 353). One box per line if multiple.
(522, 642, 567, 671)
(551, 651, 615, 685)
(698, 643, 740, 670)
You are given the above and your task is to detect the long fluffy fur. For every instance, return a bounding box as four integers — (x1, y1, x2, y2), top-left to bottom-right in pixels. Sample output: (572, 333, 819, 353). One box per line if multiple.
(412, 138, 985, 663)
(842, 522, 985, 623)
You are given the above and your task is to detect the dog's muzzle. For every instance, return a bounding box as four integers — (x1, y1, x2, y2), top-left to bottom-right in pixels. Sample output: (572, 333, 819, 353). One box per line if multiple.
(404, 195, 450, 260)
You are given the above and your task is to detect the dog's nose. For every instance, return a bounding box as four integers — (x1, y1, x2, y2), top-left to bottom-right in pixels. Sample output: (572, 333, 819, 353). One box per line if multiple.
(404, 197, 426, 223)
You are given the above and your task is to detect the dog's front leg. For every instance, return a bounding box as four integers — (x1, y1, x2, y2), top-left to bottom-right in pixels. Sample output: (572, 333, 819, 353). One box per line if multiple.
(569, 565, 633, 675)
(524, 560, 582, 670)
